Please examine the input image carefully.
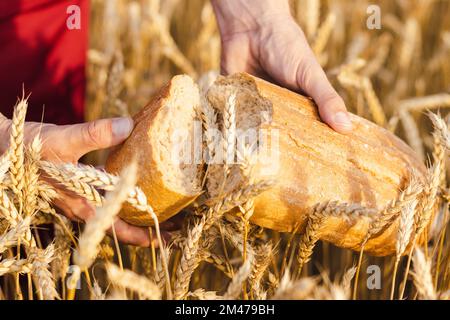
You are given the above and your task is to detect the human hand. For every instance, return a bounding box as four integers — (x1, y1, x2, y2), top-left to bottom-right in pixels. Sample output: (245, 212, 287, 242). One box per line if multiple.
(211, 0, 352, 133)
(0, 115, 175, 246)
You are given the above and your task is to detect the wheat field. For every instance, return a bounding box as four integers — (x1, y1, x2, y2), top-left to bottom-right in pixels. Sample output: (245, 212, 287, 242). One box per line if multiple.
(0, 0, 449, 300)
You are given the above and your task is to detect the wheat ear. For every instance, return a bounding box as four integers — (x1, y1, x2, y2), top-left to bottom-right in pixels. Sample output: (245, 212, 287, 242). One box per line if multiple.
(8, 97, 28, 198)
(29, 244, 59, 300)
(411, 248, 437, 299)
(0, 258, 32, 276)
(106, 263, 161, 300)
(74, 163, 137, 270)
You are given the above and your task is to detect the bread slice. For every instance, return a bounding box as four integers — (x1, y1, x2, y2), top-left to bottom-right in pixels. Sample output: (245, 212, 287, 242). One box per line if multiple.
(106, 72, 427, 256)
(105, 75, 202, 226)
(205, 73, 426, 256)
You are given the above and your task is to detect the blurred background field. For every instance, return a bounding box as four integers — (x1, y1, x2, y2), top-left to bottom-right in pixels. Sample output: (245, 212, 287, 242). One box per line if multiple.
(79, 0, 450, 300)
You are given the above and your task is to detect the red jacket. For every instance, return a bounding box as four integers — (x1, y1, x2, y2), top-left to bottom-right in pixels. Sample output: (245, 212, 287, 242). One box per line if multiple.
(0, 0, 88, 125)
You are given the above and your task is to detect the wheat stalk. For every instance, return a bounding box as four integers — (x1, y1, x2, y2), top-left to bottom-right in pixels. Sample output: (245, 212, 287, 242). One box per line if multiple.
(313, 13, 336, 55)
(74, 163, 137, 270)
(298, 201, 374, 272)
(0, 216, 30, 254)
(411, 248, 437, 299)
(8, 97, 28, 198)
(0, 258, 32, 276)
(396, 199, 418, 259)
(52, 216, 73, 281)
(428, 112, 450, 150)
(173, 220, 204, 299)
(106, 263, 161, 300)
(363, 176, 422, 245)
(24, 136, 42, 215)
(187, 288, 224, 300)
(28, 244, 59, 300)
(41, 161, 104, 206)
(223, 92, 236, 172)
(399, 93, 450, 112)
(224, 258, 252, 299)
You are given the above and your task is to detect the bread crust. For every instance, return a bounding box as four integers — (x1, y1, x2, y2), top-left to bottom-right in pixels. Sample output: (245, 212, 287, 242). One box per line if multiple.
(105, 75, 200, 226)
(106, 72, 427, 256)
(225, 73, 426, 256)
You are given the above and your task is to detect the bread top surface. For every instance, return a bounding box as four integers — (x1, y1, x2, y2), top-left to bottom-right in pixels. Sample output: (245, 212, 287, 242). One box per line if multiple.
(105, 75, 202, 224)
(207, 72, 425, 202)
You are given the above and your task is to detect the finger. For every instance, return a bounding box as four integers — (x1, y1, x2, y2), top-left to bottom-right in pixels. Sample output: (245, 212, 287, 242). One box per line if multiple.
(296, 55, 352, 133)
(64, 117, 134, 157)
(52, 188, 95, 223)
(108, 219, 171, 247)
(220, 35, 256, 75)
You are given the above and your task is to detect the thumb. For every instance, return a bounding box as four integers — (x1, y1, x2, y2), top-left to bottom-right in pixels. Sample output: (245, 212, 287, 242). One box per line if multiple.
(296, 55, 352, 133)
(67, 117, 134, 156)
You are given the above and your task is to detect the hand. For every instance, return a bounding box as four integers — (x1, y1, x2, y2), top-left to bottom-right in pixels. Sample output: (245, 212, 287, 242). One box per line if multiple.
(0, 116, 174, 246)
(211, 0, 352, 133)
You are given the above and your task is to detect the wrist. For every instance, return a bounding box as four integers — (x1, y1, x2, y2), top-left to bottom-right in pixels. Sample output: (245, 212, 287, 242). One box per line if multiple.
(211, 0, 291, 38)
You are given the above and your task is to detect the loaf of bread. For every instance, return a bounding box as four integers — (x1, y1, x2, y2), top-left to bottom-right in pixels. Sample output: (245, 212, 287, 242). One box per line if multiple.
(106, 72, 426, 256)
(105, 75, 203, 225)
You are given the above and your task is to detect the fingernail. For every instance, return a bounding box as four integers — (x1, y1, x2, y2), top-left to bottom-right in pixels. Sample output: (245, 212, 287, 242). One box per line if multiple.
(333, 112, 352, 131)
(112, 117, 134, 140)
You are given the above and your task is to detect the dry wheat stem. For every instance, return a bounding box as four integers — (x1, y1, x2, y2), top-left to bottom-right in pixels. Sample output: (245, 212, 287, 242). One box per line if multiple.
(428, 112, 450, 150)
(399, 108, 425, 161)
(313, 13, 336, 55)
(298, 201, 374, 273)
(222, 92, 237, 179)
(362, 77, 387, 126)
(305, 0, 320, 39)
(363, 177, 422, 246)
(24, 136, 42, 215)
(411, 248, 437, 299)
(74, 163, 137, 270)
(188, 288, 224, 300)
(224, 257, 253, 299)
(396, 199, 418, 259)
(106, 263, 161, 300)
(399, 94, 450, 112)
(52, 216, 72, 280)
(174, 220, 204, 300)
(28, 244, 59, 300)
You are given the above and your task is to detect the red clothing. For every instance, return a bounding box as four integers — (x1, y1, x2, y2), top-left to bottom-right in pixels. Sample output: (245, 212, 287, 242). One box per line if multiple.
(0, 0, 88, 125)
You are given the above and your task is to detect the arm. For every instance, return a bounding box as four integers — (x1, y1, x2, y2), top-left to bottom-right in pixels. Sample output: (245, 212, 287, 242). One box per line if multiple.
(211, 0, 352, 133)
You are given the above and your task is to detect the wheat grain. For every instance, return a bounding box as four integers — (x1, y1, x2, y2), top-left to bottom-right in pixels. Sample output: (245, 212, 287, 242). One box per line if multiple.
(28, 244, 59, 300)
(8, 97, 28, 198)
(428, 112, 450, 149)
(24, 136, 42, 215)
(396, 199, 418, 258)
(0, 216, 30, 254)
(52, 216, 72, 280)
(363, 176, 422, 245)
(74, 163, 137, 270)
(0, 258, 32, 276)
(187, 288, 224, 300)
(224, 257, 252, 299)
(411, 248, 437, 299)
